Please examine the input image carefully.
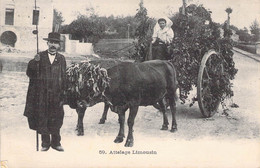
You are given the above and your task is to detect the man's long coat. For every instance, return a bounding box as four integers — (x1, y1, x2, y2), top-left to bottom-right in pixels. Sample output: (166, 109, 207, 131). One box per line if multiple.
(24, 50, 66, 134)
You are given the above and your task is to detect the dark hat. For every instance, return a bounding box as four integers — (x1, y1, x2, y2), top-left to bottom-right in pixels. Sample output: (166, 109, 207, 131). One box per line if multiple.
(158, 18, 167, 23)
(43, 32, 62, 42)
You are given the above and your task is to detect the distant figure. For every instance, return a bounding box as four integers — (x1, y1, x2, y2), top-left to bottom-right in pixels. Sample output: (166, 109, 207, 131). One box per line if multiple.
(24, 32, 67, 152)
(150, 17, 174, 60)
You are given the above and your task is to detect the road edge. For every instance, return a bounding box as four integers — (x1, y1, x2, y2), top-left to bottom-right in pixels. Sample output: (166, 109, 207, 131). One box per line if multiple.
(232, 47, 260, 62)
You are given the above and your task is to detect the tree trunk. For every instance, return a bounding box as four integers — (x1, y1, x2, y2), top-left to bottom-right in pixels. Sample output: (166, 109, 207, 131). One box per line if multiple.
(227, 14, 230, 29)
(182, 0, 187, 15)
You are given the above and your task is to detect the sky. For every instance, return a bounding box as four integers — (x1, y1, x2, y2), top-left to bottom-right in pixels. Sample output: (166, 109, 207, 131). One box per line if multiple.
(53, 0, 260, 30)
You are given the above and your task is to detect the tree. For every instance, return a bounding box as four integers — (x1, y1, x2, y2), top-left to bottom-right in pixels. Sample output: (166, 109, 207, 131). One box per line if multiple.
(182, 0, 187, 15)
(52, 9, 64, 32)
(60, 8, 105, 44)
(225, 7, 233, 29)
(236, 28, 251, 42)
(223, 21, 233, 38)
(179, 0, 193, 15)
(243, 27, 249, 34)
(110, 16, 136, 38)
(229, 25, 239, 32)
(250, 19, 260, 42)
(132, 0, 155, 61)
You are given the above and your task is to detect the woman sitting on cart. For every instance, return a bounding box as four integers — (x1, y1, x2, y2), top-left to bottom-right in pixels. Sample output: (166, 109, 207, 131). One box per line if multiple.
(151, 17, 174, 60)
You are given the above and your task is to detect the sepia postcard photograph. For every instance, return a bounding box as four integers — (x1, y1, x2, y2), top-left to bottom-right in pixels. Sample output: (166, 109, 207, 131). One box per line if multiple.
(0, 0, 260, 167)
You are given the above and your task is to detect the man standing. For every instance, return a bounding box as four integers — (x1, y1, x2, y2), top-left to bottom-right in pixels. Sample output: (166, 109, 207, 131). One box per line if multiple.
(24, 32, 67, 152)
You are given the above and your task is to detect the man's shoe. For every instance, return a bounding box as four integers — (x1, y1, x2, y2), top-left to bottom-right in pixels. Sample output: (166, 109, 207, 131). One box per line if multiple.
(51, 145, 64, 152)
(41, 146, 50, 151)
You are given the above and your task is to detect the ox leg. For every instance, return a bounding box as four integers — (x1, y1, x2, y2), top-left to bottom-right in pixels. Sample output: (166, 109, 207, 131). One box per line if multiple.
(76, 107, 86, 136)
(125, 106, 139, 147)
(99, 102, 109, 124)
(114, 108, 127, 143)
(169, 97, 177, 132)
(159, 100, 169, 130)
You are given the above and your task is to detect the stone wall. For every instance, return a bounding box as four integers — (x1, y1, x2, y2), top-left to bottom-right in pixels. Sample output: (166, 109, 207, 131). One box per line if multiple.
(62, 34, 94, 55)
(256, 42, 260, 55)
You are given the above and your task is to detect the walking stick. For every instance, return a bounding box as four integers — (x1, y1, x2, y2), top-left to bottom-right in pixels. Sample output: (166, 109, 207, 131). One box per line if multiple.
(36, 131, 39, 151)
(33, 0, 39, 152)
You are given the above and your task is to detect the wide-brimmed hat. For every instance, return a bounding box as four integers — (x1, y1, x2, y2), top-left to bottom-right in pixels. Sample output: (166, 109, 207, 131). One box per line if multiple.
(43, 32, 62, 42)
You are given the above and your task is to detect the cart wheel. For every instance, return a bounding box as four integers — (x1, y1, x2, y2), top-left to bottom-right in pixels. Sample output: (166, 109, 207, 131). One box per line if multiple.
(197, 49, 223, 118)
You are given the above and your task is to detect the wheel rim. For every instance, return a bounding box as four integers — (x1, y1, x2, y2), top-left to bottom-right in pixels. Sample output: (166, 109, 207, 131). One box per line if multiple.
(197, 50, 222, 118)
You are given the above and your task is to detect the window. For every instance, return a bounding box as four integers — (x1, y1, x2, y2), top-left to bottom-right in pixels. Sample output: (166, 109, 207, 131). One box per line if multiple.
(5, 8, 14, 25)
(32, 10, 40, 25)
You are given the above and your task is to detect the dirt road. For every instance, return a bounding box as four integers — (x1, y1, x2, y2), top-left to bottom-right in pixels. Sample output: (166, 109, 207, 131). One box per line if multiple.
(0, 51, 259, 168)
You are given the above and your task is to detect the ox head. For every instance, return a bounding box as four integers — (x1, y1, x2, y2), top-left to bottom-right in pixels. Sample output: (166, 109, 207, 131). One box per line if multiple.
(65, 62, 110, 108)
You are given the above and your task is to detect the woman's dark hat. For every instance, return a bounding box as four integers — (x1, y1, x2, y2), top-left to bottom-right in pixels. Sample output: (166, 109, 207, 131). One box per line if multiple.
(43, 32, 62, 42)
(158, 18, 167, 23)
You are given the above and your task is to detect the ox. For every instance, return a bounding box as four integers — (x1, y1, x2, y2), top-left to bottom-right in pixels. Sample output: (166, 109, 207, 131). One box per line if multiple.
(145, 41, 174, 110)
(66, 59, 127, 135)
(68, 59, 168, 136)
(66, 60, 178, 147)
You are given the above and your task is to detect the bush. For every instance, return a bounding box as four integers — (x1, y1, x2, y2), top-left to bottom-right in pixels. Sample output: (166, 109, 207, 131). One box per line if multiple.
(235, 44, 256, 54)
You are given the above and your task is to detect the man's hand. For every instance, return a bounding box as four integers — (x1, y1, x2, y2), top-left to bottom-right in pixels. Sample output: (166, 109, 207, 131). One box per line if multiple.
(34, 54, 40, 61)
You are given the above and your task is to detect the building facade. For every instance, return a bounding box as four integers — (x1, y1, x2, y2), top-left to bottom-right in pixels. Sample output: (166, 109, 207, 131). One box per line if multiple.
(0, 0, 53, 51)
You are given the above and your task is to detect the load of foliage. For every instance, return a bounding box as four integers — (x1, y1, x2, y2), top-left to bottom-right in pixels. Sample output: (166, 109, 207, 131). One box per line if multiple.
(66, 62, 110, 103)
(133, 3, 238, 106)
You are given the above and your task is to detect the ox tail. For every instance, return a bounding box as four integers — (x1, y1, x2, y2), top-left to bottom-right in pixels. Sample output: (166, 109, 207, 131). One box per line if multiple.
(166, 61, 178, 102)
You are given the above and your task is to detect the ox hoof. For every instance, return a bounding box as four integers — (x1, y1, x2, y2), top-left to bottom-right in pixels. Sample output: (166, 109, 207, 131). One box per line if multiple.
(160, 125, 168, 130)
(114, 136, 124, 143)
(170, 128, 177, 133)
(124, 139, 134, 147)
(99, 119, 106, 124)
